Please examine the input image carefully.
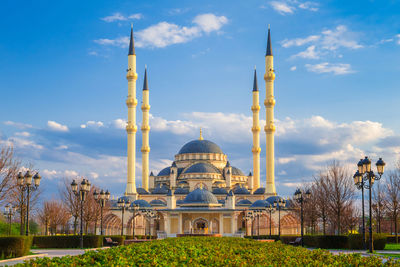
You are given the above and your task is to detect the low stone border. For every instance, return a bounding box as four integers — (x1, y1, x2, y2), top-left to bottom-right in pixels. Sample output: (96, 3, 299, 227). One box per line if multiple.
(0, 253, 47, 264)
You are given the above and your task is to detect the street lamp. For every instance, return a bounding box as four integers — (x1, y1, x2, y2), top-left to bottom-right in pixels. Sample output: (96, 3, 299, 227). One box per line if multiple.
(129, 203, 140, 238)
(266, 203, 274, 238)
(71, 178, 91, 249)
(354, 156, 385, 253)
(273, 198, 286, 238)
(354, 168, 366, 250)
(117, 197, 130, 236)
(93, 189, 110, 235)
(294, 188, 311, 247)
(3, 204, 16, 235)
(17, 171, 41, 236)
(245, 211, 254, 237)
(142, 209, 159, 238)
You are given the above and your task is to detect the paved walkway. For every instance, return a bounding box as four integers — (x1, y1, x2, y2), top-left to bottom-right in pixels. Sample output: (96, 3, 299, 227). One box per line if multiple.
(0, 248, 107, 266)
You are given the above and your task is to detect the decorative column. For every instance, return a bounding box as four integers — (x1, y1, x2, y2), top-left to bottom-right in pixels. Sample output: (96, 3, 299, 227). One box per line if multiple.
(126, 26, 138, 196)
(141, 67, 150, 191)
(251, 67, 261, 190)
(264, 26, 277, 195)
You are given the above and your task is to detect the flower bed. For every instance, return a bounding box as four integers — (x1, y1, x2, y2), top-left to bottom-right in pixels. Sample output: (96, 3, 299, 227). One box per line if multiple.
(20, 237, 398, 266)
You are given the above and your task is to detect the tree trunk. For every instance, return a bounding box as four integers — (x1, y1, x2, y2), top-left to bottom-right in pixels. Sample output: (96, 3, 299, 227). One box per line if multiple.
(395, 213, 398, 243)
(73, 217, 78, 235)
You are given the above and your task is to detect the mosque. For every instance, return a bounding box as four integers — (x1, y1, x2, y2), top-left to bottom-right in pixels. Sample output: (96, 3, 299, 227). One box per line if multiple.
(103, 26, 300, 237)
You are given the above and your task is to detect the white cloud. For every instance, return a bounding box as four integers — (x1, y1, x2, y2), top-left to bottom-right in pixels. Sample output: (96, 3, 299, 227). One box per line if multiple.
(270, 1, 294, 14)
(15, 132, 30, 137)
(396, 34, 400, 45)
(281, 35, 320, 48)
(101, 12, 142, 22)
(42, 169, 58, 179)
(89, 172, 99, 179)
(112, 119, 126, 129)
(4, 121, 32, 129)
(7, 137, 44, 150)
(321, 25, 363, 50)
(298, 2, 319, 11)
(47, 121, 69, 132)
(150, 114, 197, 135)
(56, 145, 68, 150)
(290, 66, 297, 71)
(278, 157, 296, 164)
(305, 62, 354, 75)
(80, 121, 104, 129)
(96, 13, 228, 49)
(64, 170, 79, 178)
(292, 45, 319, 59)
(192, 13, 228, 33)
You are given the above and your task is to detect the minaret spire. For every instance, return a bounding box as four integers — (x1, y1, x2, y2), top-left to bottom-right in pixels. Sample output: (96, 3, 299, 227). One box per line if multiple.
(266, 25, 272, 56)
(264, 25, 276, 195)
(199, 128, 204, 140)
(141, 66, 150, 191)
(125, 27, 138, 196)
(128, 24, 135, 55)
(251, 67, 261, 191)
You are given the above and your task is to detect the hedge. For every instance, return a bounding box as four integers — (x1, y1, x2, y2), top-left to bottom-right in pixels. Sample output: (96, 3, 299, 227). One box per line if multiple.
(0, 236, 33, 259)
(387, 235, 400, 243)
(33, 235, 103, 248)
(244, 235, 280, 241)
(347, 234, 387, 250)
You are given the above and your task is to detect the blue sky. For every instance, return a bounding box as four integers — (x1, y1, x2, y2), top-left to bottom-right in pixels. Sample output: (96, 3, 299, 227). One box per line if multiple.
(1, 0, 400, 200)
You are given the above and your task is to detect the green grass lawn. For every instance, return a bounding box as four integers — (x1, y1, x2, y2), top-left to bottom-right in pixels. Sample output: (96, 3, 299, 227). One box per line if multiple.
(385, 243, 400, 250)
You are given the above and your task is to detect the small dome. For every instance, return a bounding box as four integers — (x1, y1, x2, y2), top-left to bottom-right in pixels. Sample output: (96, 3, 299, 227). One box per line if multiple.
(117, 196, 135, 203)
(157, 167, 171, 176)
(218, 199, 225, 204)
(150, 199, 166, 207)
(253, 188, 266, 195)
(131, 199, 151, 208)
(182, 188, 219, 205)
(250, 199, 269, 208)
(151, 184, 169, 194)
(137, 188, 150, 195)
(231, 167, 245, 176)
(174, 187, 189, 195)
(236, 199, 252, 206)
(176, 199, 184, 205)
(233, 186, 250, 195)
(184, 162, 221, 174)
(212, 187, 228, 195)
(178, 140, 223, 154)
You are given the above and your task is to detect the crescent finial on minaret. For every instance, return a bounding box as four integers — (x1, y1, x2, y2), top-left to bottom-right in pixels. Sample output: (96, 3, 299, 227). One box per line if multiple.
(128, 25, 135, 55)
(199, 127, 204, 140)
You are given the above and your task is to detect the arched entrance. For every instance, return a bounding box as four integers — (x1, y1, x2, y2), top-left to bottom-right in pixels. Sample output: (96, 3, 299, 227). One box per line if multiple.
(193, 218, 208, 234)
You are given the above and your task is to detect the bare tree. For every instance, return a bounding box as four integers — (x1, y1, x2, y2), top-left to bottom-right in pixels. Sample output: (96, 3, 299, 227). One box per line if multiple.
(59, 178, 80, 234)
(0, 144, 20, 204)
(38, 200, 70, 235)
(385, 171, 400, 243)
(323, 161, 355, 235)
(372, 182, 386, 233)
(314, 173, 330, 235)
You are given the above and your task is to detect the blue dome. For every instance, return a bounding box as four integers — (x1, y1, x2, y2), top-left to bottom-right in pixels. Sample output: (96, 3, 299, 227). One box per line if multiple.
(218, 199, 225, 204)
(176, 199, 184, 205)
(183, 188, 218, 205)
(212, 187, 228, 195)
(174, 187, 189, 195)
(253, 188, 266, 195)
(137, 188, 150, 195)
(131, 199, 151, 208)
(231, 167, 245, 176)
(236, 199, 252, 206)
(266, 196, 288, 207)
(151, 184, 169, 194)
(250, 199, 269, 208)
(118, 196, 135, 203)
(233, 186, 250, 195)
(184, 162, 221, 174)
(178, 140, 223, 154)
(157, 167, 171, 176)
(150, 199, 166, 207)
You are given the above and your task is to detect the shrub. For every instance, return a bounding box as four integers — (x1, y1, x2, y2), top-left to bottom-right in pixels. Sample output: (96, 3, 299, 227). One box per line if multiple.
(21, 237, 395, 266)
(33, 235, 102, 248)
(387, 235, 399, 244)
(279, 235, 300, 244)
(0, 236, 33, 259)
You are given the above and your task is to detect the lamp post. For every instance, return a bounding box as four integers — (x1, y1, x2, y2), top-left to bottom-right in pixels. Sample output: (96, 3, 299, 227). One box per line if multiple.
(266, 204, 274, 238)
(142, 209, 158, 238)
(117, 198, 130, 236)
(245, 211, 254, 237)
(354, 156, 385, 253)
(3, 204, 16, 235)
(93, 189, 110, 235)
(17, 171, 41, 236)
(129, 203, 140, 238)
(294, 188, 311, 247)
(354, 167, 366, 250)
(71, 179, 91, 249)
(273, 198, 286, 238)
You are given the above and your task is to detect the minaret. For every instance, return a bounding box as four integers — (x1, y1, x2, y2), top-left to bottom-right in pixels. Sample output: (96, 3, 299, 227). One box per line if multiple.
(125, 26, 138, 196)
(251, 67, 261, 190)
(141, 66, 150, 191)
(264, 25, 277, 195)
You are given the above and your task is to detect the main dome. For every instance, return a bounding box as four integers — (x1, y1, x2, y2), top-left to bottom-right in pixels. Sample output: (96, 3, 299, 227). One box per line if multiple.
(182, 188, 219, 206)
(178, 139, 223, 154)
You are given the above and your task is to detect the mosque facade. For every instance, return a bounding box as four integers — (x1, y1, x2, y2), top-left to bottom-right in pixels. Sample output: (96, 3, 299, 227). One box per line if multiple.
(104, 26, 300, 237)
